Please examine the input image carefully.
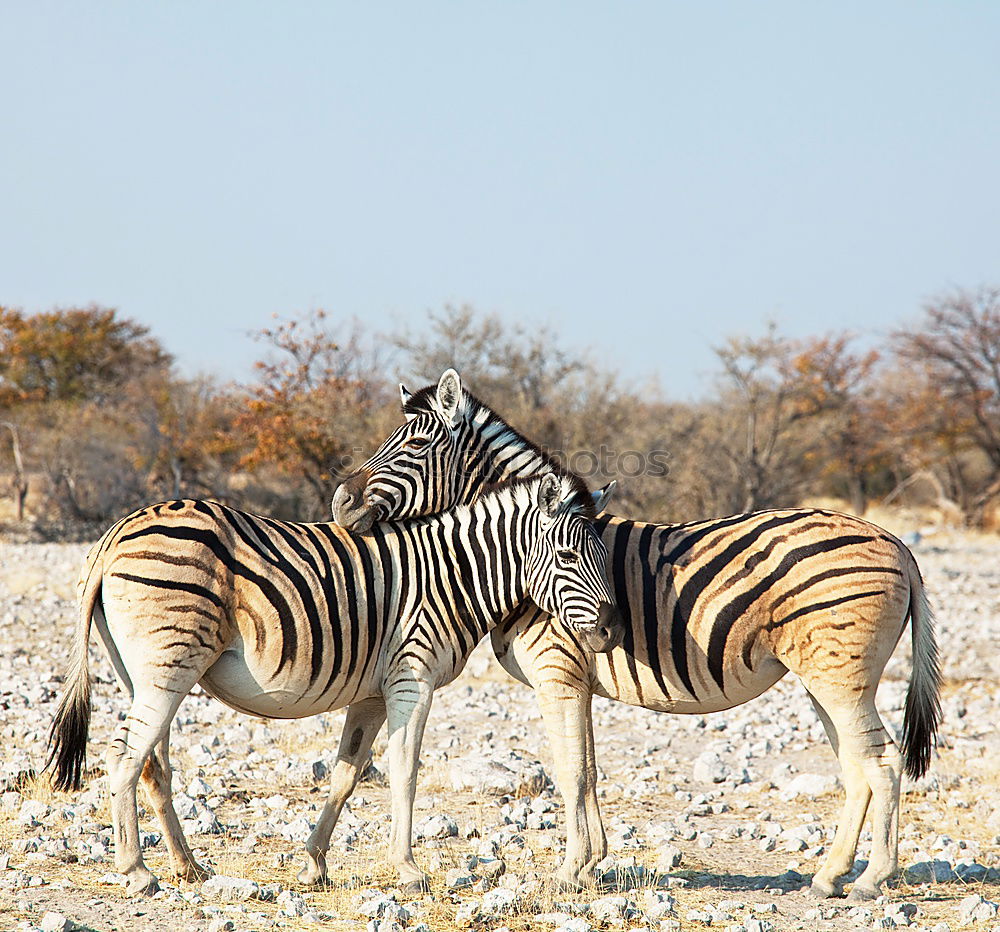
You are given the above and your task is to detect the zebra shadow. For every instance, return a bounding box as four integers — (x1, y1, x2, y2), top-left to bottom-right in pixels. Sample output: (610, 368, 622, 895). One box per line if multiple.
(597, 863, 818, 893)
(600, 860, 999, 895)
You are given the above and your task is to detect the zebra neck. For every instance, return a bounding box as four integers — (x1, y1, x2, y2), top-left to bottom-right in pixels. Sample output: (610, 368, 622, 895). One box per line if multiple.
(426, 498, 533, 626)
(466, 424, 554, 496)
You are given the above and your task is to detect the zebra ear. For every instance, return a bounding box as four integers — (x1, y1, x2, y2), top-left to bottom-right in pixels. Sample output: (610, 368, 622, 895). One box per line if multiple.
(437, 368, 462, 427)
(399, 383, 417, 421)
(591, 479, 616, 512)
(537, 473, 563, 519)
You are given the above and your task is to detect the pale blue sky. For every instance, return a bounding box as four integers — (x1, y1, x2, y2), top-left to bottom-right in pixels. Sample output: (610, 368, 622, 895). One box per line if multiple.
(2, 2, 998, 397)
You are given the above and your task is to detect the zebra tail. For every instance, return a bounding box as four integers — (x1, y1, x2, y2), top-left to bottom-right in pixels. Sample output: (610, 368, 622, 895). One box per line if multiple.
(46, 542, 105, 792)
(900, 555, 942, 781)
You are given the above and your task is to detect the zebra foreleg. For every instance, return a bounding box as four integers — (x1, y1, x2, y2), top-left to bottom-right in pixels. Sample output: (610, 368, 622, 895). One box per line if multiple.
(139, 733, 210, 883)
(384, 679, 435, 894)
(535, 685, 604, 889)
(299, 697, 387, 885)
(581, 696, 608, 877)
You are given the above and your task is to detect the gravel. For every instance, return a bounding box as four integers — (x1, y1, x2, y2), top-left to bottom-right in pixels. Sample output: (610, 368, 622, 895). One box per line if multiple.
(1, 523, 999, 931)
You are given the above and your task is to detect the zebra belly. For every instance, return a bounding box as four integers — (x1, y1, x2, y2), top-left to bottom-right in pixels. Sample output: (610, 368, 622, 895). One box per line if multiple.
(199, 644, 365, 719)
(592, 652, 788, 714)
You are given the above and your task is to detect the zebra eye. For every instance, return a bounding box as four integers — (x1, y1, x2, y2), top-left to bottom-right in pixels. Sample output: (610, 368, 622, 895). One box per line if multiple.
(556, 549, 580, 565)
(403, 436, 430, 451)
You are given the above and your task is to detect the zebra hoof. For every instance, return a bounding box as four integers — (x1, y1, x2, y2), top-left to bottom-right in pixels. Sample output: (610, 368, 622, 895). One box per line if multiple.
(126, 872, 160, 897)
(297, 864, 328, 886)
(298, 850, 329, 886)
(847, 883, 878, 902)
(172, 861, 211, 883)
(400, 876, 430, 896)
(807, 879, 842, 899)
(554, 874, 586, 893)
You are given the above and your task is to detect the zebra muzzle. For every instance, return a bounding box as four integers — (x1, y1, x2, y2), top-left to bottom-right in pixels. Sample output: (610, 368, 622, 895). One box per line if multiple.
(332, 472, 379, 531)
(578, 602, 625, 653)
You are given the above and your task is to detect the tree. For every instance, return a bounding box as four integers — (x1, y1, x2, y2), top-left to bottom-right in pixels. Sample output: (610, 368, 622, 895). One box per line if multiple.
(392, 304, 653, 502)
(0, 305, 176, 526)
(0, 305, 171, 406)
(1, 421, 28, 520)
(893, 286, 1000, 523)
(119, 372, 240, 502)
(790, 333, 885, 515)
(235, 311, 392, 519)
(392, 304, 588, 441)
(709, 324, 815, 512)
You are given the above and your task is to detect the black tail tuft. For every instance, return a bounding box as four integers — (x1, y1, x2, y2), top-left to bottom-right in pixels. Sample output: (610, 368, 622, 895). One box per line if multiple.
(46, 681, 91, 792)
(901, 675, 941, 780)
(900, 576, 942, 781)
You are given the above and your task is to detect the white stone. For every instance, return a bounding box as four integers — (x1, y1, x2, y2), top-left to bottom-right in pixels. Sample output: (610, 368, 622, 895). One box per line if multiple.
(554, 919, 593, 932)
(450, 751, 549, 797)
(414, 813, 459, 840)
(276, 889, 309, 916)
(481, 887, 518, 915)
(656, 845, 683, 870)
(957, 893, 999, 924)
(39, 913, 71, 932)
(446, 868, 476, 890)
(693, 751, 730, 784)
(201, 875, 260, 901)
(358, 895, 409, 921)
(187, 777, 214, 797)
(172, 792, 198, 819)
(590, 895, 628, 922)
(279, 816, 314, 842)
(641, 890, 677, 921)
(779, 772, 839, 800)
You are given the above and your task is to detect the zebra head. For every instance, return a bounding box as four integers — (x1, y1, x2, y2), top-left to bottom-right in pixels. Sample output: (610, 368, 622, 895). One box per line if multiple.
(526, 472, 623, 653)
(333, 368, 473, 532)
(333, 368, 559, 531)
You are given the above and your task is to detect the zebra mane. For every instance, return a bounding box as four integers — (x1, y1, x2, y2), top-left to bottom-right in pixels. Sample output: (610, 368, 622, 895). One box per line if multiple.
(403, 382, 567, 481)
(468, 473, 599, 521)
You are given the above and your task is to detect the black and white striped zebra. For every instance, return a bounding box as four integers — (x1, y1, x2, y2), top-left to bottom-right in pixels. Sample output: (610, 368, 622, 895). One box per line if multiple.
(332, 369, 942, 900)
(47, 472, 623, 895)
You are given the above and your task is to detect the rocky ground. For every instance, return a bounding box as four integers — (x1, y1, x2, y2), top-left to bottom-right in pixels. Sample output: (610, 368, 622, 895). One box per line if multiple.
(1, 516, 998, 932)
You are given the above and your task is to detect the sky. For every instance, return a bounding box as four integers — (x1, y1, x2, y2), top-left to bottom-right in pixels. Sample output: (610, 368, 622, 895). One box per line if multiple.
(2, 2, 998, 399)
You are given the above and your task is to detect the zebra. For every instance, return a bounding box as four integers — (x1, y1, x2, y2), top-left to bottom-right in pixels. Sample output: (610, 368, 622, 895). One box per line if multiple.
(331, 368, 942, 900)
(46, 472, 624, 896)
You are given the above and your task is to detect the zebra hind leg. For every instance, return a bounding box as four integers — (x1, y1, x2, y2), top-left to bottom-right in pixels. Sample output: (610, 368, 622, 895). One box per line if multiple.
(139, 733, 211, 883)
(847, 703, 901, 901)
(805, 685, 901, 900)
(299, 697, 387, 885)
(806, 694, 872, 898)
(107, 682, 199, 895)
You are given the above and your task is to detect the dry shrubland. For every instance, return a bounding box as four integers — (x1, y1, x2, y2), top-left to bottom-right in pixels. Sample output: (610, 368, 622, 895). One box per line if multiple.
(4, 287, 1000, 535)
